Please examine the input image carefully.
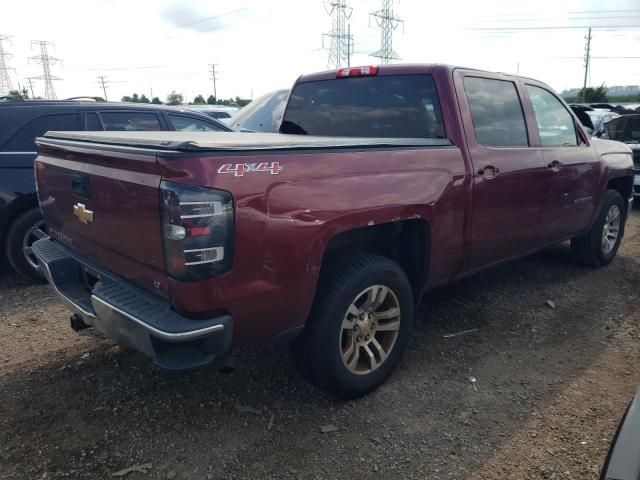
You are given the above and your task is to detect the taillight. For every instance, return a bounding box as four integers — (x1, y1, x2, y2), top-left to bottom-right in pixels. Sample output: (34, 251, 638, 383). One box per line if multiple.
(336, 66, 378, 78)
(160, 181, 234, 282)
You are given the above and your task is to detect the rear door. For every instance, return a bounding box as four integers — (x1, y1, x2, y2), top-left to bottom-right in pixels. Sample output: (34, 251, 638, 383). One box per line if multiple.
(454, 71, 548, 270)
(523, 83, 600, 242)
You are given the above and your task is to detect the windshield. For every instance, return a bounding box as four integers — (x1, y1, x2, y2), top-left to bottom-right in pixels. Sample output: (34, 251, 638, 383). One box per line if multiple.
(281, 74, 445, 138)
(228, 89, 289, 132)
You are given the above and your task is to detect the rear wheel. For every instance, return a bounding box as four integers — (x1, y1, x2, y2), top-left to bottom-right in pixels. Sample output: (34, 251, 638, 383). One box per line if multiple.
(290, 252, 413, 399)
(5, 207, 46, 281)
(571, 190, 625, 267)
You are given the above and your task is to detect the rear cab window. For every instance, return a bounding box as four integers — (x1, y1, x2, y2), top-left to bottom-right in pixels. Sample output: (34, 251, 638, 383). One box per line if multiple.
(99, 111, 162, 131)
(281, 74, 445, 139)
(2, 113, 79, 151)
(463, 76, 528, 147)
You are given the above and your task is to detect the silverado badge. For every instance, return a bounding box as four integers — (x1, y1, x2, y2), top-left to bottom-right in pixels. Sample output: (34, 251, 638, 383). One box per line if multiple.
(73, 203, 94, 224)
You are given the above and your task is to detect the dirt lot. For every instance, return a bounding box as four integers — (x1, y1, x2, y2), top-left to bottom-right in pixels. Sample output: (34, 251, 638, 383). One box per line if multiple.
(1, 208, 639, 480)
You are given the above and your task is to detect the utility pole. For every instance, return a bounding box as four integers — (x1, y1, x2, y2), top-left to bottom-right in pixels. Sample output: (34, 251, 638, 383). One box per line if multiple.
(97, 75, 109, 101)
(370, 0, 403, 64)
(26, 77, 36, 98)
(581, 27, 592, 103)
(208, 64, 218, 102)
(29, 40, 61, 100)
(0, 34, 15, 96)
(323, 0, 353, 69)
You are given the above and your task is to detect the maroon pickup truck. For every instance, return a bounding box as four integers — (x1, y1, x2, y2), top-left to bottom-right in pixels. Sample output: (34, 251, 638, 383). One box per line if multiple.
(32, 64, 634, 399)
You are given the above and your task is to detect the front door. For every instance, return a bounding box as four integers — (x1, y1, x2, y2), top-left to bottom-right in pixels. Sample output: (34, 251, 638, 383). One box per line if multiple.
(454, 72, 548, 271)
(524, 84, 600, 242)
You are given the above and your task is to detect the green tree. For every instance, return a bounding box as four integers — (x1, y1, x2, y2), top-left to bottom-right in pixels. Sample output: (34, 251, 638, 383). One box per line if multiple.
(131, 93, 140, 103)
(8, 88, 29, 99)
(167, 90, 184, 105)
(151, 96, 162, 104)
(192, 94, 206, 105)
(121, 95, 132, 102)
(577, 84, 608, 103)
(139, 94, 150, 103)
(206, 95, 216, 105)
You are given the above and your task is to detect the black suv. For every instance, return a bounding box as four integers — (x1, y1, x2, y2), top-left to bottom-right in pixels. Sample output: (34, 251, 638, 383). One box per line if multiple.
(0, 97, 231, 280)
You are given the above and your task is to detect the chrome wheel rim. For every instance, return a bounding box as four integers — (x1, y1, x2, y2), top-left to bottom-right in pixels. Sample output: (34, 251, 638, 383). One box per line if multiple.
(22, 221, 46, 270)
(339, 285, 401, 375)
(602, 205, 621, 255)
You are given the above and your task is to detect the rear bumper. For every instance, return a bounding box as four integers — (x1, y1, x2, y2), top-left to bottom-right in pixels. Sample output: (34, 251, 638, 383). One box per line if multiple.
(32, 237, 233, 370)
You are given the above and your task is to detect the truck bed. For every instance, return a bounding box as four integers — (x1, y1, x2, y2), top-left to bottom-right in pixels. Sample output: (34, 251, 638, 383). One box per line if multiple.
(38, 131, 452, 153)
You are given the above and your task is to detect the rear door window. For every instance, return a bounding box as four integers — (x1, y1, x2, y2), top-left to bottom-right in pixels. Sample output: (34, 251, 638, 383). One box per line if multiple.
(2, 113, 79, 150)
(281, 74, 445, 138)
(463, 77, 528, 147)
(167, 114, 225, 132)
(99, 111, 162, 131)
(526, 85, 578, 146)
(85, 112, 103, 130)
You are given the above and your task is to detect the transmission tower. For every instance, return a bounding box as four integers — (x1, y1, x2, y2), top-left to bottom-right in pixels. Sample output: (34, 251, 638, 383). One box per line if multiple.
(0, 35, 15, 96)
(29, 40, 61, 99)
(322, 1, 353, 69)
(370, 0, 403, 64)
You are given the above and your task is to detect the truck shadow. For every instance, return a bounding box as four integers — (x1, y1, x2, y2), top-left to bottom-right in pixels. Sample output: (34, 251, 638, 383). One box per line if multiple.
(1, 242, 639, 478)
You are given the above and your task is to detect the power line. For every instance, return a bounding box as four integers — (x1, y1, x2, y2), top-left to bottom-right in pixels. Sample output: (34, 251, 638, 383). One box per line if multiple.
(323, 0, 353, 69)
(29, 40, 61, 100)
(370, 0, 403, 64)
(0, 34, 15, 96)
(208, 63, 218, 100)
(467, 24, 640, 31)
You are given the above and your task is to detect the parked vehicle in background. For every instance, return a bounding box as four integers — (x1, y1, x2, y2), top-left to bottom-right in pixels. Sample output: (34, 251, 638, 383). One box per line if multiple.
(569, 104, 595, 133)
(0, 98, 230, 280)
(32, 64, 634, 399)
(184, 104, 239, 122)
(600, 387, 640, 480)
(228, 89, 289, 132)
(603, 114, 640, 197)
(588, 110, 620, 137)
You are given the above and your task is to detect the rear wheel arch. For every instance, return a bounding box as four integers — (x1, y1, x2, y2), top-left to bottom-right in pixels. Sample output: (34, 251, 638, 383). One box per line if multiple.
(1, 193, 39, 243)
(315, 218, 431, 307)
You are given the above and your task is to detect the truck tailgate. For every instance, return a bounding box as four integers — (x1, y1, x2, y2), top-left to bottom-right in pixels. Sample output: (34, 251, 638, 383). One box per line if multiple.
(35, 139, 169, 298)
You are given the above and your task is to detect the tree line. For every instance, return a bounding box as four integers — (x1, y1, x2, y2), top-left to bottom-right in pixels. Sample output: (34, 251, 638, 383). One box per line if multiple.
(121, 91, 252, 107)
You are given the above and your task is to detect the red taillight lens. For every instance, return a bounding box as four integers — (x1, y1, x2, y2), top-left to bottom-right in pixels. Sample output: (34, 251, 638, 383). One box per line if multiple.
(336, 66, 379, 78)
(160, 181, 234, 282)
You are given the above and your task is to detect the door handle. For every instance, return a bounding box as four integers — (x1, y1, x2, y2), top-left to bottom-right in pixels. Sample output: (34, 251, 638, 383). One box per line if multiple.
(547, 160, 563, 172)
(477, 165, 500, 179)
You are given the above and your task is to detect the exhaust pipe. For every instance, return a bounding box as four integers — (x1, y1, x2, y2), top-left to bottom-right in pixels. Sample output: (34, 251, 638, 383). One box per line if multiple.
(218, 353, 235, 374)
(69, 313, 90, 332)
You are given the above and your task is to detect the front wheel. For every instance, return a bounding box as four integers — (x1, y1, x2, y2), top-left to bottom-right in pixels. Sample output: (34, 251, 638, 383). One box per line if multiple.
(571, 190, 625, 267)
(290, 253, 414, 399)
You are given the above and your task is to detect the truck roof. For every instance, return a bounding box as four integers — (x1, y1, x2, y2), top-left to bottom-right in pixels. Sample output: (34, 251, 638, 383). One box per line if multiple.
(295, 63, 544, 87)
(38, 131, 451, 153)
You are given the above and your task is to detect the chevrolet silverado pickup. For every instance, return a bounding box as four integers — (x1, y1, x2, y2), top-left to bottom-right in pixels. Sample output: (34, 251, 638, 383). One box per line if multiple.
(32, 64, 634, 399)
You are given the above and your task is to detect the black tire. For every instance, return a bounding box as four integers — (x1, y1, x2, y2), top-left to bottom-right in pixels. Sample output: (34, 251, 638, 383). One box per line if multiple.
(571, 190, 625, 267)
(290, 252, 414, 400)
(5, 207, 46, 282)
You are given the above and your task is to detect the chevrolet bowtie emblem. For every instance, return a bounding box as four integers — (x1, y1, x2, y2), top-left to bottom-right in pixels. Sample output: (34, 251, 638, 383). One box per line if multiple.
(73, 203, 94, 224)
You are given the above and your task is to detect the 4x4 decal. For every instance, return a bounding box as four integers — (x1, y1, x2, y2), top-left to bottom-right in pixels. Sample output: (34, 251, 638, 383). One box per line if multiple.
(218, 162, 283, 177)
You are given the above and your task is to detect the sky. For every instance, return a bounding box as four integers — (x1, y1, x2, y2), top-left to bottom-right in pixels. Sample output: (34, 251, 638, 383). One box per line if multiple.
(1, 0, 639, 102)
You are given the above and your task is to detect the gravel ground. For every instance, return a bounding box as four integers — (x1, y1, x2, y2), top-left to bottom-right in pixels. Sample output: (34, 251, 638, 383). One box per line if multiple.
(1, 207, 639, 480)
